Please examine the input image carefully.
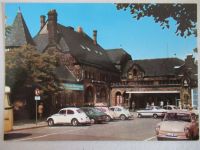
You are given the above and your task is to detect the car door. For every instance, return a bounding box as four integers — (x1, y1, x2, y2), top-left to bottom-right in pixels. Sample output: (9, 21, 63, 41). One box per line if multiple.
(66, 109, 75, 123)
(56, 109, 67, 123)
(145, 107, 154, 116)
(109, 107, 117, 118)
(114, 107, 122, 118)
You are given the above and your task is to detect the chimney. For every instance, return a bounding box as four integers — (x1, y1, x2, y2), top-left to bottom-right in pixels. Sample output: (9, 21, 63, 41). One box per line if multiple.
(77, 26, 83, 33)
(40, 15, 46, 30)
(93, 30, 97, 45)
(47, 9, 57, 45)
(185, 54, 195, 66)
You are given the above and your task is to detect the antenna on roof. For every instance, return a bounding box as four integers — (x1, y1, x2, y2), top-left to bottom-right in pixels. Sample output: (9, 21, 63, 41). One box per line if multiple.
(18, 7, 21, 13)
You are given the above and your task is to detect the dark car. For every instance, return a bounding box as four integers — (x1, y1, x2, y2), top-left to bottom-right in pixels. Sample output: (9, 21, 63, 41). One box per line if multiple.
(81, 107, 107, 123)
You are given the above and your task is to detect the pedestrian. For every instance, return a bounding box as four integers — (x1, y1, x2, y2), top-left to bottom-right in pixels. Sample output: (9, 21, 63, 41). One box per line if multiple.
(38, 102, 44, 120)
(160, 101, 164, 108)
(146, 102, 150, 108)
(132, 101, 135, 111)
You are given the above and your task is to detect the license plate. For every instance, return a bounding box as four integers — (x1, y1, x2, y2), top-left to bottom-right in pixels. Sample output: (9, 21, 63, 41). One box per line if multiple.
(166, 133, 177, 137)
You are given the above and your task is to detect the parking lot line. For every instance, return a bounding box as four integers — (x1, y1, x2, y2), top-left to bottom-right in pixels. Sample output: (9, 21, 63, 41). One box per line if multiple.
(144, 136, 156, 141)
(14, 128, 87, 141)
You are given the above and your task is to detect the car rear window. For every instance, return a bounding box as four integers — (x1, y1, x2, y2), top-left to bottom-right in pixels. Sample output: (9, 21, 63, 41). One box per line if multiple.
(77, 109, 84, 113)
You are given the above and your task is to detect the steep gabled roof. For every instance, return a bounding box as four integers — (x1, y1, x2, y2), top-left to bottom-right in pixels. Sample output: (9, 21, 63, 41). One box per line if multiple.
(55, 65, 77, 83)
(122, 58, 185, 77)
(106, 48, 132, 64)
(34, 23, 118, 72)
(6, 12, 34, 47)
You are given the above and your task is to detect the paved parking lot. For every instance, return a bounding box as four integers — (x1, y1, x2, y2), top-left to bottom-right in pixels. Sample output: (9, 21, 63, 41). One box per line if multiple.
(5, 117, 161, 141)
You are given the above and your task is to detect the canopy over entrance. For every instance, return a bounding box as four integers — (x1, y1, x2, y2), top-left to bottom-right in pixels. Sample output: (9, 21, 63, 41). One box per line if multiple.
(126, 91, 180, 94)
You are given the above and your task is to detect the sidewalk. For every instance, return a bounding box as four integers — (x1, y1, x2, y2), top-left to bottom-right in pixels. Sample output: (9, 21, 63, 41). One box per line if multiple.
(13, 119, 48, 131)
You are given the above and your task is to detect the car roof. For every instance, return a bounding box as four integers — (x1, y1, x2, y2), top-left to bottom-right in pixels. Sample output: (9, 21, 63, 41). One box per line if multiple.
(61, 107, 79, 110)
(164, 105, 177, 107)
(110, 106, 123, 108)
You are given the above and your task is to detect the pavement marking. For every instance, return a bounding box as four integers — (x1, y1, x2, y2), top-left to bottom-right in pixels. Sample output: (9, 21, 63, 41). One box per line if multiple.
(14, 128, 88, 141)
(144, 136, 157, 141)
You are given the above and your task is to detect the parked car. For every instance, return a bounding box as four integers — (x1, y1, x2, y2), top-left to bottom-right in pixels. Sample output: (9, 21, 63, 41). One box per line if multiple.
(47, 107, 91, 126)
(95, 106, 115, 121)
(137, 106, 166, 118)
(163, 105, 179, 110)
(109, 106, 133, 120)
(155, 110, 199, 140)
(80, 107, 107, 123)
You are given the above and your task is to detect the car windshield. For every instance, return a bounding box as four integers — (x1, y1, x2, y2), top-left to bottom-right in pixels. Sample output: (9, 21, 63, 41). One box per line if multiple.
(155, 106, 161, 109)
(164, 113, 191, 122)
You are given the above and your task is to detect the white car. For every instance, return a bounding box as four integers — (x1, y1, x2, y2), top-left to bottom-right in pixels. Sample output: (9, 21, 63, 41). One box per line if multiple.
(47, 107, 91, 126)
(109, 106, 133, 120)
(137, 106, 166, 118)
(95, 106, 115, 121)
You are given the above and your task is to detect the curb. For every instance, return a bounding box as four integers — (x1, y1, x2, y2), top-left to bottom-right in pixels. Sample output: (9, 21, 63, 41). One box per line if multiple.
(12, 124, 48, 131)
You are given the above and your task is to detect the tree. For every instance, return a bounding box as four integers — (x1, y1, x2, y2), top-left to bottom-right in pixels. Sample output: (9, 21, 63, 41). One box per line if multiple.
(5, 44, 61, 95)
(116, 3, 197, 37)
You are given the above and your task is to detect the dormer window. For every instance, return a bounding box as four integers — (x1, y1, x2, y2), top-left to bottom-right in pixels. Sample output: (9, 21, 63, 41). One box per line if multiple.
(133, 69, 137, 76)
(183, 79, 188, 87)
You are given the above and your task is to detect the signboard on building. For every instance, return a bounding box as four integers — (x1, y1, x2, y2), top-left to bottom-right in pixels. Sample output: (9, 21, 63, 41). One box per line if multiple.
(62, 83, 84, 91)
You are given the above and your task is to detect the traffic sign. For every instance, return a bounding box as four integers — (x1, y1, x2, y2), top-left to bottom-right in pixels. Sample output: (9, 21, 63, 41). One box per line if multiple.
(35, 88, 40, 96)
(35, 96, 41, 101)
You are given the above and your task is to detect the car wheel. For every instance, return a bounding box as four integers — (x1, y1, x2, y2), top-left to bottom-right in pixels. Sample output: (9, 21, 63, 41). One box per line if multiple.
(138, 113, 142, 118)
(48, 119, 54, 126)
(120, 114, 126, 120)
(153, 114, 158, 119)
(71, 118, 79, 126)
(105, 115, 111, 122)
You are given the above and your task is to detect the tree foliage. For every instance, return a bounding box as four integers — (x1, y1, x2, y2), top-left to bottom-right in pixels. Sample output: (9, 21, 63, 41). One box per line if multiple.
(5, 45, 61, 94)
(116, 3, 197, 37)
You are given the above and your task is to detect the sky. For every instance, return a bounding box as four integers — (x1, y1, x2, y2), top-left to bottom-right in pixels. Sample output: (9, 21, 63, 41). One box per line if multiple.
(5, 3, 197, 60)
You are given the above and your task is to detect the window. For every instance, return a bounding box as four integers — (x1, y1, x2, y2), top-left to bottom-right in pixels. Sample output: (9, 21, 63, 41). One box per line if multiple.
(116, 108, 122, 111)
(77, 109, 83, 113)
(59, 110, 66, 115)
(133, 69, 137, 76)
(110, 108, 115, 111)
(67, 110, 74, 114)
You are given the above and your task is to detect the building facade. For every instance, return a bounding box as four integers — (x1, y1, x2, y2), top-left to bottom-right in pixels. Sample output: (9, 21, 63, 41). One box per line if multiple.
(5, 9, 198, 120)
(109, 54, 198, 109)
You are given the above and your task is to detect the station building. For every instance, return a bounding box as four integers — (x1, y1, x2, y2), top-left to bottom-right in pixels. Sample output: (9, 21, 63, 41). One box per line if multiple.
(5, 9, 198, 119)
